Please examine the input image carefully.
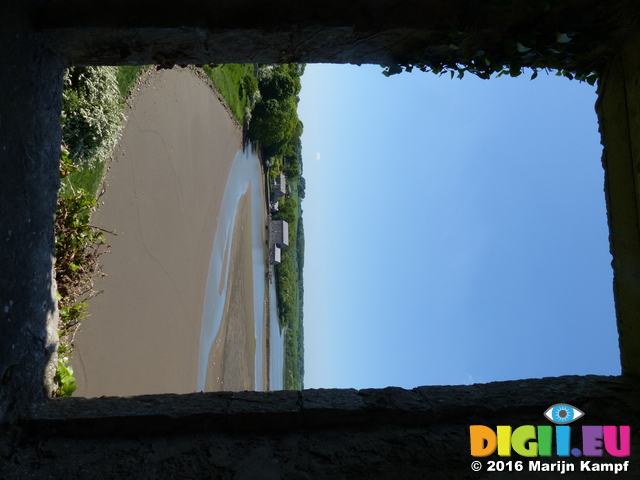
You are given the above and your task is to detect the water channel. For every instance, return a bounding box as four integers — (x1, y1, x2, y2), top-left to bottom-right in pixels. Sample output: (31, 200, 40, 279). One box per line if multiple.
(198, 145, 285, 391)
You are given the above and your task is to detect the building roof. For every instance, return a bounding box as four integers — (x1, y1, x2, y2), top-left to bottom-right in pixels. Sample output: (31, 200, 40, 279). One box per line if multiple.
(270, 219, 289, 248)
(271, 174, 287, 201)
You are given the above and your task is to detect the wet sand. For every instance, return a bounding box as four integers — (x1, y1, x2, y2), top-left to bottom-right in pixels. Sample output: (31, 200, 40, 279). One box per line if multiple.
(70, 67, 262, 396)
(204, 188, 255, 391)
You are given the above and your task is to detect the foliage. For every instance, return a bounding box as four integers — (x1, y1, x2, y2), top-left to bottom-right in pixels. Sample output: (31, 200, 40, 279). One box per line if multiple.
(54, 153, 111, 397)
(380, 18, 600, 84)
(296, 216, 305, 275)
(241, 74, 260, 104)
(59, 157, 107, 199)
(59, 66, 146, 197)
(285, 161, 300, 179)
(115, 66, 147, 104)
(56, 155, 107, 321)
(54, 66, 145, 396)
(259, 70, 300, 101)
(283, 146, 301, 178)
(56, 158, 105, 292)
(248, 64, 307, 389)
(54, 357, 77, 397)
(62, 67, 125, 169)
(283, 213, 305, 390)
(249, 64, 304, 151)
(249, 97, 298, 147)
(276, 262, 296, 322)
(274, 196, 297, 224)
(202, 64, 258, 125)
(272, 174, 305, 390)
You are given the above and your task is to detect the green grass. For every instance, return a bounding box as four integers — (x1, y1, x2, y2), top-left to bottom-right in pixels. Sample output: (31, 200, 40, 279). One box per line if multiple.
(60, 160, 107, 198)
(202, 64, 256, 125)
(115, 66, 147, 106)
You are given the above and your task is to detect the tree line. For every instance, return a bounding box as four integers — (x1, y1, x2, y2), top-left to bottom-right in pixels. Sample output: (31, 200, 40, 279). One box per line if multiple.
(248, 64, 306, 388)
(249, 63, 305, 180)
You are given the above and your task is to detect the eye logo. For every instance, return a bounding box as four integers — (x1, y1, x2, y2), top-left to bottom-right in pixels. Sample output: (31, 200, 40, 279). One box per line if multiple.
(544, 404, 584, 424)
(471, 404, 630, 458)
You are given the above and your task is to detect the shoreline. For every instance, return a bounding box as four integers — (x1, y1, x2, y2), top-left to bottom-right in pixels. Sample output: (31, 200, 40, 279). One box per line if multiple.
(204, 187, 256, 391)
(69, 66, 260, 396)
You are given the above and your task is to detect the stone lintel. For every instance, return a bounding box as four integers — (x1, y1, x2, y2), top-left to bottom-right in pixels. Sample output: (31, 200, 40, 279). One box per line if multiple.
(32, 0, 637, 70)
(18, 376, 639, 436)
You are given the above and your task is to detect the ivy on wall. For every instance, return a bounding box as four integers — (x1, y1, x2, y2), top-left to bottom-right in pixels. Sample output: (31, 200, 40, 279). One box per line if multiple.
(380, 1, 613, 84)
(382, 33, 597, 84)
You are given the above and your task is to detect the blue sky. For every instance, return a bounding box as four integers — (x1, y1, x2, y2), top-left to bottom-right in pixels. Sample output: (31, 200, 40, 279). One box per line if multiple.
(297, 63, 620, 390)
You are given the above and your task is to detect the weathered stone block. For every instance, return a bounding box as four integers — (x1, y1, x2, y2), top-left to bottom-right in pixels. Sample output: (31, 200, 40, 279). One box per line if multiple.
(301, 388, 366, 425)
(227, 390, 302, 431)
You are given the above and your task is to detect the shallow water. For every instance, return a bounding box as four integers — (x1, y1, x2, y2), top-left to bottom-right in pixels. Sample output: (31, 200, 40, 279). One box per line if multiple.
(198, 146, 284, 391)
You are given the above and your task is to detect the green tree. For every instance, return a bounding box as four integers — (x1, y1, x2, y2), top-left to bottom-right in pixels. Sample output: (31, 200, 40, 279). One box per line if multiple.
(259, 70, 298, 101)
(249, 97, 297, 147)
(241, 74, 259, 100)
(284, 154, 300, 178)
(275, 196, 296, 224)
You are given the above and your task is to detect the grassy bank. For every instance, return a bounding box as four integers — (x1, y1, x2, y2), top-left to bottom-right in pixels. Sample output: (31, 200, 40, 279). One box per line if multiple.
(55, 66, 146, 396)
(202, 64, 258, 126)
(60, 66, 146, 197)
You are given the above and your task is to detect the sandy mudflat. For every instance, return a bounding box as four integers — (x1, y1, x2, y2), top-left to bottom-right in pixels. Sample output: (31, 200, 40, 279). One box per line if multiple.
(204, 188, 256, 391)
(70, 67, 250, 396)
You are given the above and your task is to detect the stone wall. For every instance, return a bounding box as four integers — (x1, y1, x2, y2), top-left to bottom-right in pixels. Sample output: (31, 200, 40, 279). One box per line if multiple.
(1, 1, 640, 476)
(2, 376, 638, 478)
(0, 2, 64, 422)
(596, 30, 640, 377)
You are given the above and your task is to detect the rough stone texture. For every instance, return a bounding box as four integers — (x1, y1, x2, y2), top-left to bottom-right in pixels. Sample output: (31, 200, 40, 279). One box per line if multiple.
(597, 30, 640, 377)
(0, 0, 636, 422)
(32, 0, 639, 71)
(0, 0, 64, 423)
(1, 0, 640, 476)
(228, 390, 303, 431)
(0, 376, 637, 478)
(302, 388, 367, 425)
